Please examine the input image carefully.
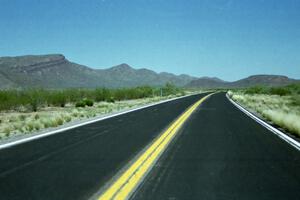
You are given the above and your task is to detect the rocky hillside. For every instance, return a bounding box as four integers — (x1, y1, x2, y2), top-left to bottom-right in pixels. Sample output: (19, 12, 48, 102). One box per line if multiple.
(0, 54, 298, 89)
(0, 54, 196, 89)
(186, 77, 228, 88)
(229, 75, 298, 87)
(186, 75, 299, 88)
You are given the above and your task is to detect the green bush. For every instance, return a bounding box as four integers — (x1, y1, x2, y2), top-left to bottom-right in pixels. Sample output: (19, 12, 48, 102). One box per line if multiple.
(269, 87, 291, 96)
(291, 95, 300, 106)
(75, 101, 86, 107)
(34, 114, 40, 120)
(106, 97, 115, 103)
(4, 127, 11, 137)
(245, 86, 266, 94)
(75, 99, 94, 107)
(243, 84, 300, 96)
(162, 82, 178, 96)
(27, 122, 34, 131)
(26, 89, 45, 112)
(56, 117, 64, 126)
(285, 84, 300, 95)
(83, 99, 94, 107)
(94, 88, 105, 102)
(49, 91, 67, 107)
(0, 85, 183, 111)
(18, 115, 26, 121)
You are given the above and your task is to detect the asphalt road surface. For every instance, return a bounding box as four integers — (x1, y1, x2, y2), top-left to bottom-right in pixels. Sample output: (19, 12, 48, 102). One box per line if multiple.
(0, 93, 207, 200)
(1, 92, 299, 200)
(131, 92, 300, 200)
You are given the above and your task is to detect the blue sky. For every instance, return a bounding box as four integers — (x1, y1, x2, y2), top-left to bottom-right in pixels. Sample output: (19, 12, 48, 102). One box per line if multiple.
(0, 0, 299, 81)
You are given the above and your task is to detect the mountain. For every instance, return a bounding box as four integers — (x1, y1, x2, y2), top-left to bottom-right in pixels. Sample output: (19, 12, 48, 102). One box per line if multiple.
(1, 54, 298, 89)
(100, 64, 196, 88)
(0, 54, 196, 89)
(0, 54, 104, 89)
(186, 77, 228, 88)
(229, 75, 298, 87)
(186, 75, 299, 88)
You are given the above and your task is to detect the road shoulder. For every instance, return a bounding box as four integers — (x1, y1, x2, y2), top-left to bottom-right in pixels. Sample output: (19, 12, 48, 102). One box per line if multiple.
(226, 92, 300, 151)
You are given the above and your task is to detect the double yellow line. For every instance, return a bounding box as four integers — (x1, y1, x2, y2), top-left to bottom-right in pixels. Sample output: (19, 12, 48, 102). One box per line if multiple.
(98, 93, 213, 200)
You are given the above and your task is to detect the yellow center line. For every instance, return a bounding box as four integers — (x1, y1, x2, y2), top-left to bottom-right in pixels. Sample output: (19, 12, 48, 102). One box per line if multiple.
(98, 93, 214, 200)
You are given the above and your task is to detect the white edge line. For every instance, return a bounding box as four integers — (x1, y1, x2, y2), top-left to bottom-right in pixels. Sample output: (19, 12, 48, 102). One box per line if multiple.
(226, 93, 300, 151)
(0, 93, 201, 150)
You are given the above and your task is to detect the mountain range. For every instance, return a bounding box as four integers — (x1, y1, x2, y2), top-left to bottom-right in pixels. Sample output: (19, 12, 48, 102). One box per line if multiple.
(0, 54, 298, 89)
(186, 74, 299, 88)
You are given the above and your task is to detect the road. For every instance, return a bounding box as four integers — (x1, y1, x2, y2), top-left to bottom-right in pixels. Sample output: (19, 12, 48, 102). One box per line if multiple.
(1, 92, 300, 200)
(131, 92, 300, 200)
(0, 93, 207, 200)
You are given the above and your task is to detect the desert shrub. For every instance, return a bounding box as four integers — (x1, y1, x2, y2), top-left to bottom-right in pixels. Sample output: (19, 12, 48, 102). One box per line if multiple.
(83, 99, 94, 107)
(286, 84, 300, 94)
(25, 89, 47, 112)
(49, 91, 67, 107)
(245, 86, 266, 94)
(8, 116, 18, 122)
(18, 115, 26, 121)
(34, 114, 40, 120)
(269, 87, 291, 96)
(112, 86, 153, 100)
(0, 90, 14, 110)
(71, 109, 80, 117)
(62, 89, 81, 102)
(26, 122, 35, 131)
(41, 119, 52, 128)
(3, 126, 11, 137)
(13, 123, 24, 133)
(262, 109, 300, 136)
(106, 97, 115, 103)
(64, 114, 72, 122)
(243, 84, 300, 96)
(75, 99, 94, 107)
(94, 88, 105, 102)
(55, 117, 64, 126)
(33, 121, 42, 130)
(30, 101, 38, 112)
(113, 89, 127, 101)
(162, 82, 178, 96)
(0, 85, 183, 111)
(75, 101, 86, 107)
(290, 95, 300, 106)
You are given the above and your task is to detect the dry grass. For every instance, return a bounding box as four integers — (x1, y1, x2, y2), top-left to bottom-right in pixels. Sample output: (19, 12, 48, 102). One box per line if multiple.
(229, 91, 300, 137)
(0, 94, 187, 140)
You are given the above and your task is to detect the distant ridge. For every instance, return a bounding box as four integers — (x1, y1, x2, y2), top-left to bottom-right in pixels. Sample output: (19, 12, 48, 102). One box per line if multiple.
(0, 54, 298, 89)
(0, 54, 196, 89)
(229, 75, 298, 87)
(186, 76, 228, 88)
(186, 75, 299, 88)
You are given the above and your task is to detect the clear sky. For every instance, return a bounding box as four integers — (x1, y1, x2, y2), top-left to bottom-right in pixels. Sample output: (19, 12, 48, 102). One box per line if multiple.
(0, 0, 299, 81)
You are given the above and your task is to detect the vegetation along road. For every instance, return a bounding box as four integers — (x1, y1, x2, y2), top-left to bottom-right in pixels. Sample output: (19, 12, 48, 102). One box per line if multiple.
(0, 92, 299, 200)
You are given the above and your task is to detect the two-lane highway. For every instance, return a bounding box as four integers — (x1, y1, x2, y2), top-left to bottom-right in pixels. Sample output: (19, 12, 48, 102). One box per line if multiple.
(0, 93, 208, 200)
(132, 92, 300, 200)
(1, 92, 299, 200)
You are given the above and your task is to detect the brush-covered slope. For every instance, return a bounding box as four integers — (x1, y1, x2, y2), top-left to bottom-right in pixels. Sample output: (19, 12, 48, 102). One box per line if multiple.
(0, 54, 104, 88)
(186, 77, 228, 88)
(229, 75, 299, 87)
(0, 54, 196, 89)
(186, 75, 299, 88)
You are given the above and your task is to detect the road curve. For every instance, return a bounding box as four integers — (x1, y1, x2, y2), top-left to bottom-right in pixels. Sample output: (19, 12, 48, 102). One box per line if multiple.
(131, 92, 300, 200)
(0, 93, 208, 200)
